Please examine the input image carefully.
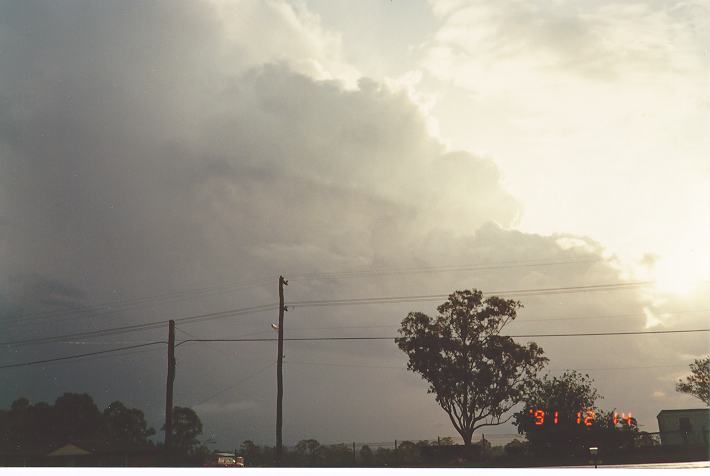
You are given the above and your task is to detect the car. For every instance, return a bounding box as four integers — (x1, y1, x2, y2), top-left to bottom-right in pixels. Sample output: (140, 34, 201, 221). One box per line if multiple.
(204, 452, 245, 467)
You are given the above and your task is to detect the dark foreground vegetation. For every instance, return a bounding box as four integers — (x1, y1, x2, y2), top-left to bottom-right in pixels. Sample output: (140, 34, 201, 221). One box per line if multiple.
(0, 393, 207, 466)
(235, 436, 709, 468)
(0, 392, 706, 467)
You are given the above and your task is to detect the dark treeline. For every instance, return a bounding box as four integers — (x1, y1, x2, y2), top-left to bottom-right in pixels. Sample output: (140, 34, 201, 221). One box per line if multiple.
(0, 392, 697, 467)
(0, 393, 206, 464)
(239, 437, 488, 467)
(237, 434, 660, 467)
(0, 393, 154, 452)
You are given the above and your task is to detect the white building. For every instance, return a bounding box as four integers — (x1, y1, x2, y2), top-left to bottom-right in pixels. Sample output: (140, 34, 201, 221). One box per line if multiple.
(657, 409, 710, 446)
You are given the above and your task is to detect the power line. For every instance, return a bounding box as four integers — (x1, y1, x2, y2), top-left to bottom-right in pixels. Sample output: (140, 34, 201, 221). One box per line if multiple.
(174, 327, 239, 356)
(1, 277, 275, 332)
(286, 281, 655, 310)
(3, 328, 705, 371)
(175, 327, 710, 344)
(190, 361, 276, 408)
(518, 308, 710, 323)
(0, 320, 166, 348)
(173, 325, 277, 349)
(31, 340, 171, 345)
(287, 257, 602, 282)
(0, 341, 166, 370)
(2, 257, 600, 331)
(502, 328, 710, 338)
(0, 311, 675, 348)
(2, 343, 168, 371)
(286, 360, 402, 369)
(265, 308, 710, 333)
(40, 305, 709, 347)
(554, 364, 689, 372)
(0, 303, 277, 348)
(0, 279, 686, 349)
(284, 361, 690, 372)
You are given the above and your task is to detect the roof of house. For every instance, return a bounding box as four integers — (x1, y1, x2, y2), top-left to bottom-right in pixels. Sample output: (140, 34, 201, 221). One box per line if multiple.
(0, 441, 159, 460)
(657, 408, 710, 416)
(47, 443, 92, 457)
(44, 439, 156, 457)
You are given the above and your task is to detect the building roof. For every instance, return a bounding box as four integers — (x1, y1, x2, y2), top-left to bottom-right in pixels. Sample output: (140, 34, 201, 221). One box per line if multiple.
(47, 444, 92, 457)
(45, 439, 156, 456)
(657, 408, 710, 416)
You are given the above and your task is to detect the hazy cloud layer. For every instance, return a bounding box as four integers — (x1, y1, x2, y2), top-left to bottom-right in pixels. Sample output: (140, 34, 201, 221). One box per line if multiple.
(0, 0, 707, 447)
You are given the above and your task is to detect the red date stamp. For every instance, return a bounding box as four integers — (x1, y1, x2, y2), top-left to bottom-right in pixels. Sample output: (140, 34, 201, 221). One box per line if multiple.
(528, 408, 633, 427)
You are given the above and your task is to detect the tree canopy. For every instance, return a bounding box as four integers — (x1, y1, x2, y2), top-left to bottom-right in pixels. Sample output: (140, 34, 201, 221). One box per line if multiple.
(53, 393, 103, 442)
(295, 438, 321, 466)
(514, 370, 639, 456)
(103, 400, 155, 446)
(675, 357, 710, 406)
(0, 393, 155, 453)
(396, 289, 547, 446)
(170, 406, 204, 455)
(514, 370, 601, 455)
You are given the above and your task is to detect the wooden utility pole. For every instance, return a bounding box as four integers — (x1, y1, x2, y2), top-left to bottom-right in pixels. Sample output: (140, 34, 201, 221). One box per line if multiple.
(164, 320, 176, 452)
(275, 275, 288, 465)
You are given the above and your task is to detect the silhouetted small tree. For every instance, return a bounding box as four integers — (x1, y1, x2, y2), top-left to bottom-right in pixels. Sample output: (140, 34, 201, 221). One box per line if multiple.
(295, 438, 321, 466)
(514, 370, 601, 456)
(169, 406, 203, 456)
(240, 440, 263, 466)
(504, 439, 527, 457)
(359, 445, 374, 466)
(319, 443, 352, 466)
(374, 447, 395, 466)
(396, 440, 422, 465)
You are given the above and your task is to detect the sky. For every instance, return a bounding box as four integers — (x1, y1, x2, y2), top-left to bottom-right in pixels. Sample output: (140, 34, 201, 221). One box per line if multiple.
(0, 0, 708, 449)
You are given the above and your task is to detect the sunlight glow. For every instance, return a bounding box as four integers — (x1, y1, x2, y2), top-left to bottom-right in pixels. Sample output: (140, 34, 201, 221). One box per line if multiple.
(652, 249, 709, 296)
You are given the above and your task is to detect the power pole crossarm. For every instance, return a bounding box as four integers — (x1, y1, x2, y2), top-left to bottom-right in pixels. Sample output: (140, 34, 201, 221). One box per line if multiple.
(275, 275, 288, 466)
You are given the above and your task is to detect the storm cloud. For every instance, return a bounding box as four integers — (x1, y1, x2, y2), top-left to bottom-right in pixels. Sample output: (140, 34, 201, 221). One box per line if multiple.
(0, 0, 706, 447)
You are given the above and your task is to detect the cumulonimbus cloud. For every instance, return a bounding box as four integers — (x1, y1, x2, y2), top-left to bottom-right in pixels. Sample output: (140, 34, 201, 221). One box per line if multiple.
(0, 0, 706, 445)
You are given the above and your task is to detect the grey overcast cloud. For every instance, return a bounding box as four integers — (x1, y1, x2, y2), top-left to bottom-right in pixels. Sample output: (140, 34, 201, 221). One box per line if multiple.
(0, 0, 708, 451)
